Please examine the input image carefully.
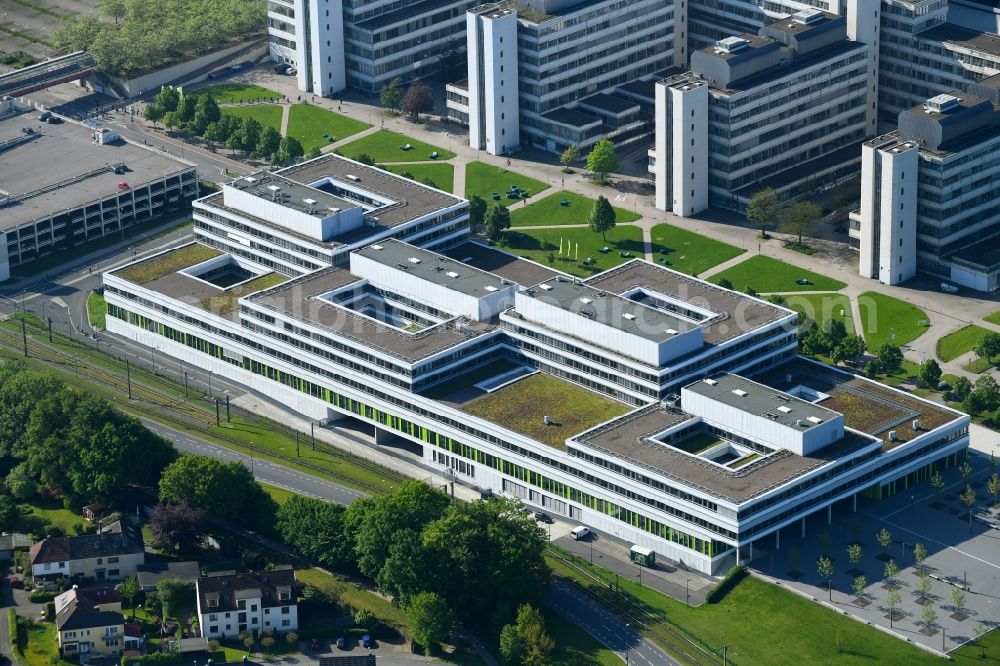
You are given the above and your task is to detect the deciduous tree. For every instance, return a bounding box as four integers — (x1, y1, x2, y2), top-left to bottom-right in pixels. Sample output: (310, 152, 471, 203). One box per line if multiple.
(118, 575, 141, 618)
(400, 82, 433, 120)
(467, 194, 487, 229)
(406, 592, 452, 654)
(560, 145, 580, 171)
(779, 201, 821, 246)
(746, 188, 779, 238)
(974, 331, 1000, 365)
(159, 456, 276, 531)
(585, 139, 618, 183)
(960, 484, 977, 530)
(276, 495, 352, 569)
(918, 359, 942, 389)
(818, 555, 834, 600)
(485, 203, 512, 241)
(588, 195, 616, 242)
(876, 344, 904, 375)
(149, 501, 207, 554)
(379, 77, 404, 112)
(143, 103, 164, 129)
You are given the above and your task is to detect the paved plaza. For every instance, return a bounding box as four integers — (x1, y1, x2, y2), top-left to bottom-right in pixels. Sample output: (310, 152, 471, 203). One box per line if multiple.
(753, 448, 1000, 654)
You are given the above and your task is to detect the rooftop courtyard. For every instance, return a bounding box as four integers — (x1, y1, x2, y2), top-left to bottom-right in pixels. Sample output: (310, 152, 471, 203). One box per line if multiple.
(455, 372, 632, 450)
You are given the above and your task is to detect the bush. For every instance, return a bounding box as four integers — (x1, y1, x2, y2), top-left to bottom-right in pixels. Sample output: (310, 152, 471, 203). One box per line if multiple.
(29, 590, 58, 604)
(45, 601, 56, 622)
(123, 654, 182, 666)
(705, 565, 748, 604)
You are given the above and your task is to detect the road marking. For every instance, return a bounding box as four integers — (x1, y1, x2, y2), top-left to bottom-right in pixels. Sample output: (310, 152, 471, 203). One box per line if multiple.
(51, 297, 67, 308)
(859, 508, 1000, 571)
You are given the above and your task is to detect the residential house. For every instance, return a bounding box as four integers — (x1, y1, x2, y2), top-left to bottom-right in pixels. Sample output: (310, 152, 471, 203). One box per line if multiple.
(55, 586, 123, 614)
(195, 567, 298, 640)
(0, 532, 31, 562)
(55, 596, 126, 658)
(29, 520, 146, 585)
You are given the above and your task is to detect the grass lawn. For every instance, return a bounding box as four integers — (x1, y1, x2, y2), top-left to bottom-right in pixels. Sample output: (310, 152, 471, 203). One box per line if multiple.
(545, 608, 621, 666)
(21, 619, 74, 666)
(384, 163, 455, 193)
(548, 552, 978, 666)
(260, 482, 295, 505)
(510, 191, 640, 227)
(295, 567, 407, 629)
(963, 356, 995, 374)
(191, 83, 281, 104)
(459, 373, 630, 450)
(985, 310, 1000, 326)
(784, 293, 853, 330)
(221, 104, 283, 134)
(501, 224, 644, 278)
(87, 291, 107, 330)
(648, 223, 744, 276)
(19, 500, 86, 535)
(286, 103, 371, 152)
(337, 130, 453, 163)
(937, 324, 992, 362)
(710, 255, 846, 293)
(856, 291, 929, 349)
(465, 161, 549, 202)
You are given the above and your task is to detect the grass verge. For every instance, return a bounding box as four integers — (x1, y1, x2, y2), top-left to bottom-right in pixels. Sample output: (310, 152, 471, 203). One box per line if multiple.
(86, 291, 107, 330)
(856, 291, 929, 349)
(545, 608, 621, 665)
(287, 103, 371, 152)
(295, 567, 407, 629)
(547, 550, 976, 666)
(937, 324, 992, 362)
(465, 161, 549, 202)
(649, 223, 744, 276)
(500, 224, 644, 278)
(510, 191, 640, 227)
(709, 255, 846, 293)
(337, 130, 453, 163)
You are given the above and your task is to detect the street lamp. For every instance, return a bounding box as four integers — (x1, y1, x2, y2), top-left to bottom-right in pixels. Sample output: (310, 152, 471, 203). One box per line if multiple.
(686, 579, 690, 606)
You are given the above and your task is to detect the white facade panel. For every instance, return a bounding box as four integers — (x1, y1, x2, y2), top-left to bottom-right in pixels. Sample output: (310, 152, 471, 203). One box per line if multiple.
(653, 81, 669, 212)
(671, 82, 709, 217)
(466, 7, 519, 155)
(308, 0, 346, 96)
(858, 139, 918, 285)
(221, 184, 362, 242)
(513, 291, 704, 367)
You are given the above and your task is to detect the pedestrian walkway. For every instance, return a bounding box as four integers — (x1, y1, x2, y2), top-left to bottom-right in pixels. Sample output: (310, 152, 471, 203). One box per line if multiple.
(231, 393, 482, 502)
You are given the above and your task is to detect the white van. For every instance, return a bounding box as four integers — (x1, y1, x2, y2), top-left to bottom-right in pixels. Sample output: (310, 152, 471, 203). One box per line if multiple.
(570, 526, 590, 540)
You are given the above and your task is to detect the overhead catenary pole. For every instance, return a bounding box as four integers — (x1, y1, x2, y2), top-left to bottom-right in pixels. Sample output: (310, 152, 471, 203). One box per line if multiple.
(126, 359, 132, 400)
(21, 318, 28, 357)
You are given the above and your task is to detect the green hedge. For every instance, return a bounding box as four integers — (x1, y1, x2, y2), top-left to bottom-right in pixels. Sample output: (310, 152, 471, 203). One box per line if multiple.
(9, 609, 27, 666)
(29, 589, 58, 603)
(705, 565, 748, 604)
(123, 652, 182, 666)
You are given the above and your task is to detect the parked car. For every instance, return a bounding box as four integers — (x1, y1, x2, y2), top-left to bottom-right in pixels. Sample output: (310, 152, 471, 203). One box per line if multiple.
(534, 511, 553, 524)
(287, 66, 298, 76)
(361, 635, 373, 649)
(274, 63, 290, 74)
(7, 576, 22, 588)
(310, 638, 322, 651)
(37, 110, 51, 122)
(335, 637, 346, 650)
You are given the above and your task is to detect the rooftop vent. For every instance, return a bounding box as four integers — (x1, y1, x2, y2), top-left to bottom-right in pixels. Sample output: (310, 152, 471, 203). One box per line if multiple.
(543, 416, 554, 425)
(371, 244, 383, 250)
(244, 176, 257, 184)
(703, 378, 718, 386)
(715, 36, 750, 53)
(665, 328, 678, 335)
(267, 185, 281, 192)
(912, 419, 921, 431)
(792, 8, 825, 24)
(580, 297, 592, 304)
(408, 257, 421, 264)
(485, 285, 498, 292)
(446, 271, 459, 278)
(924, 94, 960, 114)
(346, 174, 360, 181)
(539, 283, 553, 291)
(732, 389, 748, 397)
(796, 419, 805, 427)
(807, 416, 823, 424)
(888, 430, 898, 442)
(777, 405, 792, 413)
(623, 313, 636, 320)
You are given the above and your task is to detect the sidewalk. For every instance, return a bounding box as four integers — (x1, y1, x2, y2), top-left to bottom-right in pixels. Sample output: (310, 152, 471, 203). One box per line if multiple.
(231, 393, 482, 503)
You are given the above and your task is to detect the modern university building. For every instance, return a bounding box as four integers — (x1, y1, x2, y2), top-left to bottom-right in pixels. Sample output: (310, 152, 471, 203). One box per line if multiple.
(102, 156, 969, 575)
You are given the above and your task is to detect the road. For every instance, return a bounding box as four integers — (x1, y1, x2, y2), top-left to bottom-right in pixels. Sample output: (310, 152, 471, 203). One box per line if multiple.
(140, 419, 367, 505)
(547, 580, 680, 666)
